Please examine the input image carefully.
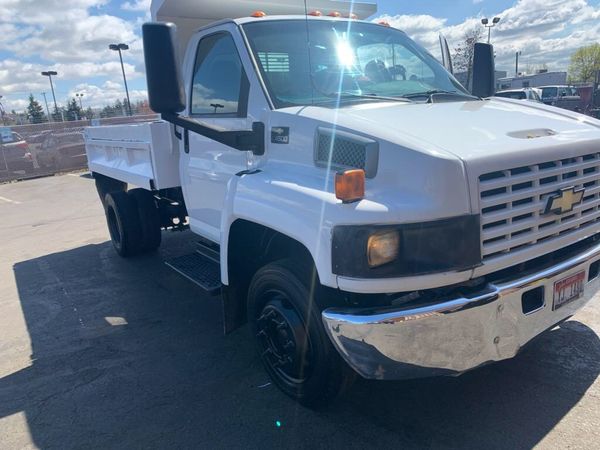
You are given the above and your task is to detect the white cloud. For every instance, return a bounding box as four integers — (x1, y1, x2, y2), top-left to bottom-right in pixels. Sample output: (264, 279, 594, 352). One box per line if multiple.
(66, 81, 148, 109)
(0, 0, 148, 111)
(376, 0, 600, 75)
(121, 0, 150, 12)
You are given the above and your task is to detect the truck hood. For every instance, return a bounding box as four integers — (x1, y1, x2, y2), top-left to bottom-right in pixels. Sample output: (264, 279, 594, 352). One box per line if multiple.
(295, 98, 600, 172)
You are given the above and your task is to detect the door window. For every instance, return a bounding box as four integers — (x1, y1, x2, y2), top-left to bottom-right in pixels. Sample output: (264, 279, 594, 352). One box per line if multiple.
(191, 32, 248, 116)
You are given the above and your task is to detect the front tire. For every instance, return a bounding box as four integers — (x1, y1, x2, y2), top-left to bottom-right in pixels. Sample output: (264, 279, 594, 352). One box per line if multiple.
(248, 259, 355, 408)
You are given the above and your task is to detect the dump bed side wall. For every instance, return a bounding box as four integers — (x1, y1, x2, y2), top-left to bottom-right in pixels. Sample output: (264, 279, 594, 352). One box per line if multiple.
(85, 121, 181, 190)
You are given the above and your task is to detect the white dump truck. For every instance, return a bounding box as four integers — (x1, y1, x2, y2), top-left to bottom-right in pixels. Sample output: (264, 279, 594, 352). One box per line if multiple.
(85, 0, 600, 406)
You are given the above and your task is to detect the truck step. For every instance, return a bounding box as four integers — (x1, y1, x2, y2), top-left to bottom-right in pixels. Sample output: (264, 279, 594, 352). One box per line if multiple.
(195, 237, 220, 264)
(165, 252, 221, 296)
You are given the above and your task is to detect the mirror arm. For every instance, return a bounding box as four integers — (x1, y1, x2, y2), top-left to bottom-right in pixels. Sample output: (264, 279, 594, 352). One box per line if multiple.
(161, 112, 265, 155)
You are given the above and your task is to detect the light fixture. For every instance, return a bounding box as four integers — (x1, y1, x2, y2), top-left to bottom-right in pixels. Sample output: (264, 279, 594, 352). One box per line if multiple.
(367, 231, 400, 268)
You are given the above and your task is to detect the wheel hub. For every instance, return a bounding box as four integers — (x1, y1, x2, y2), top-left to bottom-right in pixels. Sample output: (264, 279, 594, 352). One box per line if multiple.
(257, 296, 312, 383)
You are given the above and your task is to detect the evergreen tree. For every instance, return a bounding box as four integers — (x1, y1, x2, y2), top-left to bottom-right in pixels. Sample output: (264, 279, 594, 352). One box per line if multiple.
(66, 98, 83, 121)
(26, 94, 46, 124)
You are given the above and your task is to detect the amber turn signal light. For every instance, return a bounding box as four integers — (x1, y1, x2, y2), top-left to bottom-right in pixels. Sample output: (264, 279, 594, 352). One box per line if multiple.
(335, 169, 365, 203)
(251, 11, 267, 17)
(308, 10, 322, 16)
(328, 11, 342, 17)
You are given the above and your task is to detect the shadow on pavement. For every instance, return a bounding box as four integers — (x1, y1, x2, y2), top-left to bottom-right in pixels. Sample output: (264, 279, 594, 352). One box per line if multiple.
(1, 232, 599, 448)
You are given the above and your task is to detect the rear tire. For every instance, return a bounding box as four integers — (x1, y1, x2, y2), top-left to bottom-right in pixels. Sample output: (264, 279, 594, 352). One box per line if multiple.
(129, 188, 162, 252)
(94, 173, 126, 208)
(104, 191, 143, 257)
(248, 259, 355, 408)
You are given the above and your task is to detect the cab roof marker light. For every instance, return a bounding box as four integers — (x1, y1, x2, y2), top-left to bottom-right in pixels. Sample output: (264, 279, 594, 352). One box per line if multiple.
(328, 11, 342, 17)
(308, 10, 322, 16)
(378, 20, 391, 27)
(345, 13, 358, 19)
(251, 11, 267, 18)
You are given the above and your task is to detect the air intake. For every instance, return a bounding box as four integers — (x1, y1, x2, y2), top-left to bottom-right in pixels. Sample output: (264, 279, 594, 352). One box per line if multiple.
(314, 127, 379, 178)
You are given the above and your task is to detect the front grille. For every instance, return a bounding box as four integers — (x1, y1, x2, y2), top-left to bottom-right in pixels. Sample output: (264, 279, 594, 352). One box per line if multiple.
(479, 153, 600, 261)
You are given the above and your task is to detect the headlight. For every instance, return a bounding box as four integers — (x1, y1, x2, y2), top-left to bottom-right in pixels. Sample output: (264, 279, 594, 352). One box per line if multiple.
(332, 215, 481, 278)
(367, 230, 400, 268)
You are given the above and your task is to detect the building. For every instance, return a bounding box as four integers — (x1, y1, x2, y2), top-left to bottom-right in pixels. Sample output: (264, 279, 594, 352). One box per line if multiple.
(454, 71, 507, 91)
(496, 71, 567, 91)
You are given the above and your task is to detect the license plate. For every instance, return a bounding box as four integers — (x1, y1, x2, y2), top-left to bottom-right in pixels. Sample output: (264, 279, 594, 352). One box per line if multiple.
(553, 271, 585, 310)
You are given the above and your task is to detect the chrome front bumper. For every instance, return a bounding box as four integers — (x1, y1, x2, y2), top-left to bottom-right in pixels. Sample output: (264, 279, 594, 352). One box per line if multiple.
(322, 243, 600, 380)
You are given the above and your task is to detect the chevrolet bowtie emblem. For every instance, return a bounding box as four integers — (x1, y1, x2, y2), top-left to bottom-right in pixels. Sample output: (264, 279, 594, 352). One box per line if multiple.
(544, 187, 585, 215)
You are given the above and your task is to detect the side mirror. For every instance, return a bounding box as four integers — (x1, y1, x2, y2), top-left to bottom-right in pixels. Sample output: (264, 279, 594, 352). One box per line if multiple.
(142, 22, 186, 114)
(471, 43, 495, 98)
(438, 34, 453, 75)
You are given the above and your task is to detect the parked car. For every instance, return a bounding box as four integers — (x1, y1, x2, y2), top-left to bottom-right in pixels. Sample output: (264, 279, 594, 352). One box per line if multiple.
(494, 88, 542, 102)
(540, 85, 582, 112)
(0, 132, 34, 174)
(37, 131, 87, 170)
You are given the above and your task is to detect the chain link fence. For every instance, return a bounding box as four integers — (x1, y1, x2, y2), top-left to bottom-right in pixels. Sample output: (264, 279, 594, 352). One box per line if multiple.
(0, 114, 159, 183)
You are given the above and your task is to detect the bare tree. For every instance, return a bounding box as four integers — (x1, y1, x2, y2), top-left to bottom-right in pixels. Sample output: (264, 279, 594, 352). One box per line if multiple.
(452, 27, 484, 90)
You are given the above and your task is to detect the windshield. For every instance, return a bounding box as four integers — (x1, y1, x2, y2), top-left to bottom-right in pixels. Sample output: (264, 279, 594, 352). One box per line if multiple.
(495, 91, 526, 100)
(243, 20, 468, 108)
(542, 87, 558, 98)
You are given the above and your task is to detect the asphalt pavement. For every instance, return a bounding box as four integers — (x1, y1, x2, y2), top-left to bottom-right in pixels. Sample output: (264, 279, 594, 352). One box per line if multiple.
(1, 173, 599, 449)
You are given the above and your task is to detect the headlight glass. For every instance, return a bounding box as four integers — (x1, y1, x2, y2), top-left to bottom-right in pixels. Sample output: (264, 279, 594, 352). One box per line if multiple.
(367, 230, 400, 268)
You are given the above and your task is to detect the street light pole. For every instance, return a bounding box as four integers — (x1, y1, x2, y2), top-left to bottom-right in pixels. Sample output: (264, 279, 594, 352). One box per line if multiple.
(41, 71, 59, 120)
(41, 92, 51, 121)
(0, 95, 7, 126)
(76, 93, 84, 110)
(515, 51, 522, 77)
(109, 43, 132, 116)
(481, 17, 501, 44)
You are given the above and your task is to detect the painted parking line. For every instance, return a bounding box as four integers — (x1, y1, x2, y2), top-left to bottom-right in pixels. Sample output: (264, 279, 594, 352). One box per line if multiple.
(0, 195, 21, 205)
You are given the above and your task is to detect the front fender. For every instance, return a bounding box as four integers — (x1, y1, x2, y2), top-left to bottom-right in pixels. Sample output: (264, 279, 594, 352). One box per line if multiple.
(220, 163, 340, 288)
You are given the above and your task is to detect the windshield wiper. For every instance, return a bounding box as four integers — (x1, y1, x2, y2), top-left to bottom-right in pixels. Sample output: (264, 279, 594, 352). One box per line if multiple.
(324, 91, 413, 104)
(403, 90, 479, 102)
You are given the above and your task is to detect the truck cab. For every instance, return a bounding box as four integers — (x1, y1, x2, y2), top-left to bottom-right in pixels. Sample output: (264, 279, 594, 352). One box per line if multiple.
(85, 0, 600, 407)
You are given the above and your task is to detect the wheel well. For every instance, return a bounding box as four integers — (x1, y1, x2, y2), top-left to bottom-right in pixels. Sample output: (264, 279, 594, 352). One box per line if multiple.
(223, 219, 316, 333)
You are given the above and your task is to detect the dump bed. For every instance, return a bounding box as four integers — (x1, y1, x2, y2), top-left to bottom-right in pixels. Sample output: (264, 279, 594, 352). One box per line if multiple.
(85, 121, 180, 190)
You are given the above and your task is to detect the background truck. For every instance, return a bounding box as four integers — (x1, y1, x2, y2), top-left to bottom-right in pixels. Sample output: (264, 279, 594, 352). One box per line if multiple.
(85, 0, 600, 407)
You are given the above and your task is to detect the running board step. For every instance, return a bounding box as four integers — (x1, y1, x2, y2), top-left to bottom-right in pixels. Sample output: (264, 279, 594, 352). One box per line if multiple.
(165, 252, 221, 296)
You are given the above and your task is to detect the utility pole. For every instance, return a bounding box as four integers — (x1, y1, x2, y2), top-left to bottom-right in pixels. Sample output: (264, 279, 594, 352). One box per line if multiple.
(41, 92, 51, 121)
(109, 43, 133, 116)
(515, 51, 522, 77)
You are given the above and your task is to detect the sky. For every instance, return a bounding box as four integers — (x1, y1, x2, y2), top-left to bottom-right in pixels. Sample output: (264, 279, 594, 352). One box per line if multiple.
(1, 0, 599, 113)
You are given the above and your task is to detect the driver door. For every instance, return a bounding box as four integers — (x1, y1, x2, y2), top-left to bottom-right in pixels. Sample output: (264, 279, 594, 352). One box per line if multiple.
(180, 25, 266, 242)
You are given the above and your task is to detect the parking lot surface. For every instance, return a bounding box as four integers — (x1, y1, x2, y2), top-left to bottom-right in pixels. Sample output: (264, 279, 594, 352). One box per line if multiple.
(1, 174, 599, 449)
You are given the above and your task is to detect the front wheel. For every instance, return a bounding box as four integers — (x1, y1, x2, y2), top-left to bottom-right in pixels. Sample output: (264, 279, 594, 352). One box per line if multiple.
(248, 259, 355, 408)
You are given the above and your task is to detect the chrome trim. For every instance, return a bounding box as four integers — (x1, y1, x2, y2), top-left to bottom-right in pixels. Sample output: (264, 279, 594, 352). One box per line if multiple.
(322, 241, 600, 380)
